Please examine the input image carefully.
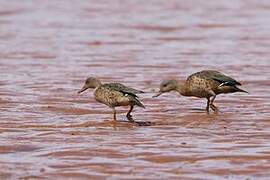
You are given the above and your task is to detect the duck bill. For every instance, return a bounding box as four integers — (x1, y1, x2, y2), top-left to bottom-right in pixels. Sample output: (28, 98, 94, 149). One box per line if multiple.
(152, 91, 163, 98)
(78, 85, 88, 94)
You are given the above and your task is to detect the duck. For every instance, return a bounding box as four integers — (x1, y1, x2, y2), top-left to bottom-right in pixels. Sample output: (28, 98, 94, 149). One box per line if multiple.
(153, 70, 248, 112)
(78, 77, 148, 125)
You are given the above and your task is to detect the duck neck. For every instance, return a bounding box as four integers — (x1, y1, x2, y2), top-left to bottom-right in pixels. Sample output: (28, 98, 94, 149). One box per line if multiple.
(93, 81, 102, 92)
(175, 82, 189, 96)
(96, 80, 102, 87)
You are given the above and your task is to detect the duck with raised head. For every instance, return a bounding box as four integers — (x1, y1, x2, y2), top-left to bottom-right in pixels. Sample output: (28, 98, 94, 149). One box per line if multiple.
(153, 70, 248, 112)
(78, 77, 148, 125)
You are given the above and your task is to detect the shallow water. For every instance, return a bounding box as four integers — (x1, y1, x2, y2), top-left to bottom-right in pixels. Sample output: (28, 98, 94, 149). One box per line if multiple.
(0, 0, 270, 179)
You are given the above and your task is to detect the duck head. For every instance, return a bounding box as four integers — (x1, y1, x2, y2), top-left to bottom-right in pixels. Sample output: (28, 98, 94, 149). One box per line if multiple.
(78, 77, 102, 94)
(153, 79, 178, 97)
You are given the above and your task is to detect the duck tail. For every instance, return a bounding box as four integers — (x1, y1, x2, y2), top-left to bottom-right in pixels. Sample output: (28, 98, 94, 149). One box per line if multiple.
(133, 97, 145, 108)
(236, 86, 248, 93)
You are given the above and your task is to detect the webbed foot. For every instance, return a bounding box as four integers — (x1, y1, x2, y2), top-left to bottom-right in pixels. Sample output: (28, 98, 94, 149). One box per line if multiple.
(126, 114, 134, 122)
(210, 104, 219, 113)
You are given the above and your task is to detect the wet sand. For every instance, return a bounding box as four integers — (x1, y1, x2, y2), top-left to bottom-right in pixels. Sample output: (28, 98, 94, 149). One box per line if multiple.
(0, 0, 270, 179)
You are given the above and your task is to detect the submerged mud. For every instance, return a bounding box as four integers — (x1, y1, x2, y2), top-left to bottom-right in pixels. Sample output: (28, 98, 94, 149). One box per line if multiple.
(0, 0, 270, 179)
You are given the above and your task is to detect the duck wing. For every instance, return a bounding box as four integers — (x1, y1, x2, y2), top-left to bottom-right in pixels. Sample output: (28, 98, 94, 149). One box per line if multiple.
(104, 83, 144, 96)
(102, 83, 145, 108)
(208, 70, 241, 86)
(189, 70, 241, 86)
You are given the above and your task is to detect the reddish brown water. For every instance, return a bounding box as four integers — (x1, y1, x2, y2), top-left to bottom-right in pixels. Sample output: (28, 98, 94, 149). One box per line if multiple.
(1, 0, 270, 179)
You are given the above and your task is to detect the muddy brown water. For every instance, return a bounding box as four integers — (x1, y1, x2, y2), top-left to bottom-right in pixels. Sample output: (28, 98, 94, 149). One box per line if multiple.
(0, 0, 270, 179)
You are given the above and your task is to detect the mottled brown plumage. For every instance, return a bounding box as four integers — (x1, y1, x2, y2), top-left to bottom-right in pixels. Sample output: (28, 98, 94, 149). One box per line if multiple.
(78, 77, 145, 123)
(154, 70, 248, 112)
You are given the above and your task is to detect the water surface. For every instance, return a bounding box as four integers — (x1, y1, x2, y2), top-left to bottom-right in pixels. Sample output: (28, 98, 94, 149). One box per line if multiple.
(0, 0, 270, 179)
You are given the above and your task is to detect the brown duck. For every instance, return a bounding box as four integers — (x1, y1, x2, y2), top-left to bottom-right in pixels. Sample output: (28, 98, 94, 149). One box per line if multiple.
(78, 77, 146, 123)
(153, 70, 248, 112)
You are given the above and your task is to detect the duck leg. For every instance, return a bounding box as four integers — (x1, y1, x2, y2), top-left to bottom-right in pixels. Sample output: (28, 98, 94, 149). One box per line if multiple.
(206, 97, 210, 112)
(126, 106, 153, 126)
(112, 108, 117, 121)
(210, 95, 218, 112)
(126, 105, 134, 123)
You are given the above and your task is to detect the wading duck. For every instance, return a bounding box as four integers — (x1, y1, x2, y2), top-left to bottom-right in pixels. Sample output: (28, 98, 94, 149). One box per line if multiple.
(78, 77, 150, 125)
(153, 70, 248, 112)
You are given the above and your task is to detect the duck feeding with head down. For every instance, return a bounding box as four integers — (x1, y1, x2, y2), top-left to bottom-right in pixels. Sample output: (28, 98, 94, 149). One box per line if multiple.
(78, 77, 152, 126)
(153, 70, 248, 112)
